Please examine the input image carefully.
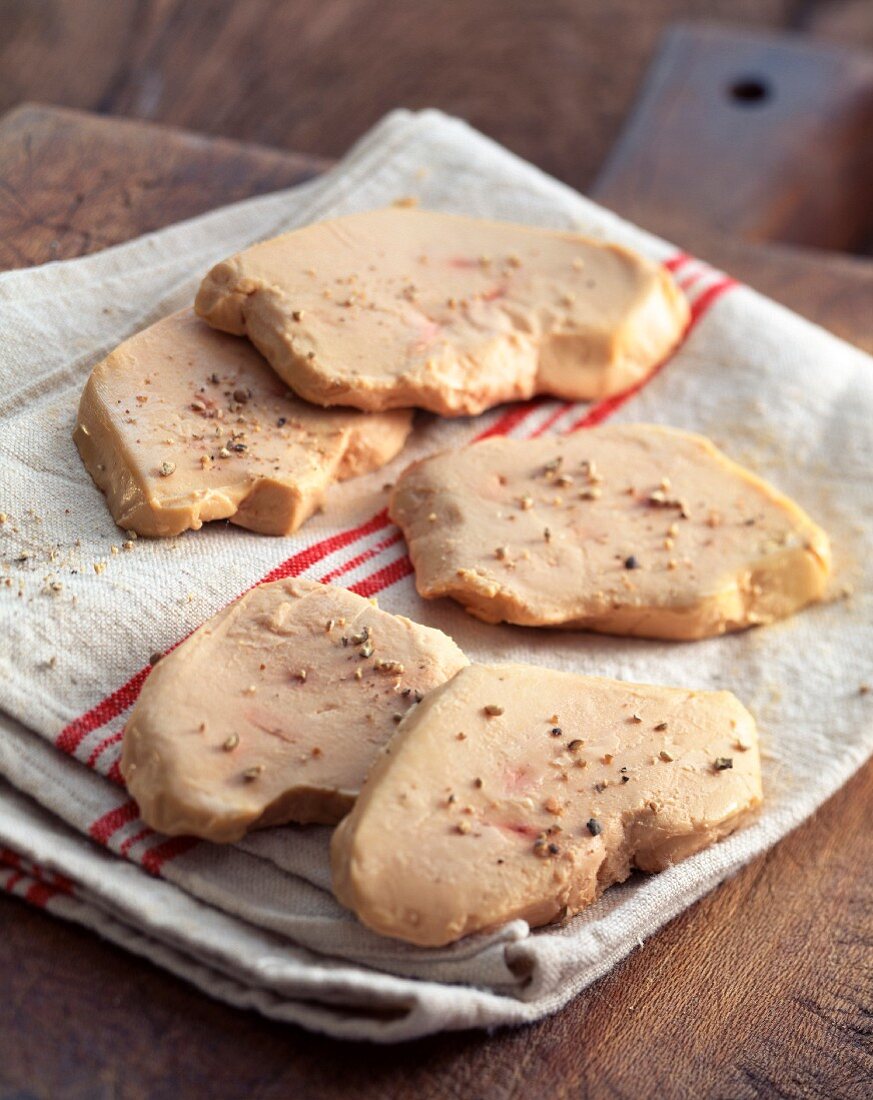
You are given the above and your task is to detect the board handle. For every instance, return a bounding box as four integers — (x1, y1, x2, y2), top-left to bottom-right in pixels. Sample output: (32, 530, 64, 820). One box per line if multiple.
(591, 23, 873, 253)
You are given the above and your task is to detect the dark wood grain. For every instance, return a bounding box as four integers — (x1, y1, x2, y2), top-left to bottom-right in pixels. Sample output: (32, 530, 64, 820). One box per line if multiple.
(591, 24, 873, 253)
(0, 103, 327, 269)
(0, 0, 797, 193)
(1, 33, 873, 1100)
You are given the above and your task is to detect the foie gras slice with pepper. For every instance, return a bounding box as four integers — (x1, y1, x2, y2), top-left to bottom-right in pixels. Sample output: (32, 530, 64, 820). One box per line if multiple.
(388, 424, 831, 639)
(331, 663, 762, 947)
(74, 309, 413, 537)
(194, 208, 689, 417)
(121, 579, 468, 841)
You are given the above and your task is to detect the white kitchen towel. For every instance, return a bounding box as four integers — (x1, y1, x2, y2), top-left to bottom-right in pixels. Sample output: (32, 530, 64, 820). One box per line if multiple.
(0, 109, 871, 1043)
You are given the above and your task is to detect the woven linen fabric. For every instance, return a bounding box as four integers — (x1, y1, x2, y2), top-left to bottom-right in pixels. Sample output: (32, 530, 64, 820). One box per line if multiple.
(0, 109, 871, 1043)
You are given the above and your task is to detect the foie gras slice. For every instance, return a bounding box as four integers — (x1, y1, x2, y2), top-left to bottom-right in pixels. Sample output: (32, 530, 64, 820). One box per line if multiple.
(331, 663, 762, 947)
(73, 309, 413, 537)
(194, 208, 689, 416)
(121, 579, 468, 841)
(388, 424, 831, 639)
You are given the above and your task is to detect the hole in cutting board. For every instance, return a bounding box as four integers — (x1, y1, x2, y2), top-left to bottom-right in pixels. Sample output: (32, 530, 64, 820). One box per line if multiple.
(729, 77, 771, 105)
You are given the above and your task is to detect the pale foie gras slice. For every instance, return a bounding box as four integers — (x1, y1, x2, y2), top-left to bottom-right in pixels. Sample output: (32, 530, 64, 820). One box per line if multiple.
(194, 208, 689, 416)
(73, 309, 413, 537)
(331, 664, 762, 947)
(121, 579, 468, 840)
(388, 424, 831, 639)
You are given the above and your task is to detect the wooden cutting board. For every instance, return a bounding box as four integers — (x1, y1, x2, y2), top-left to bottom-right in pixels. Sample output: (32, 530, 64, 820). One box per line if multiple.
(1, 49, 871, 1100)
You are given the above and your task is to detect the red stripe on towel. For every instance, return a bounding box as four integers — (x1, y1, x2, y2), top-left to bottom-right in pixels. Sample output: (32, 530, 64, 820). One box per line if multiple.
(88, 800, 140, 844)
(260, 508, 394, 585)
(348, 555, 415, 598)
(140, 837, 199, 876)
(320, 530, 404, 584)
(57, 667, 152, 756)
(86, 730, 124, 768)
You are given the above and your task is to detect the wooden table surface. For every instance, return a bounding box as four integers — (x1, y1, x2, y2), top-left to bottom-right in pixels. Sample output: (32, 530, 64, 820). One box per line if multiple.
(2, 0, 873, 198)
(1, 5, 872, 1098)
